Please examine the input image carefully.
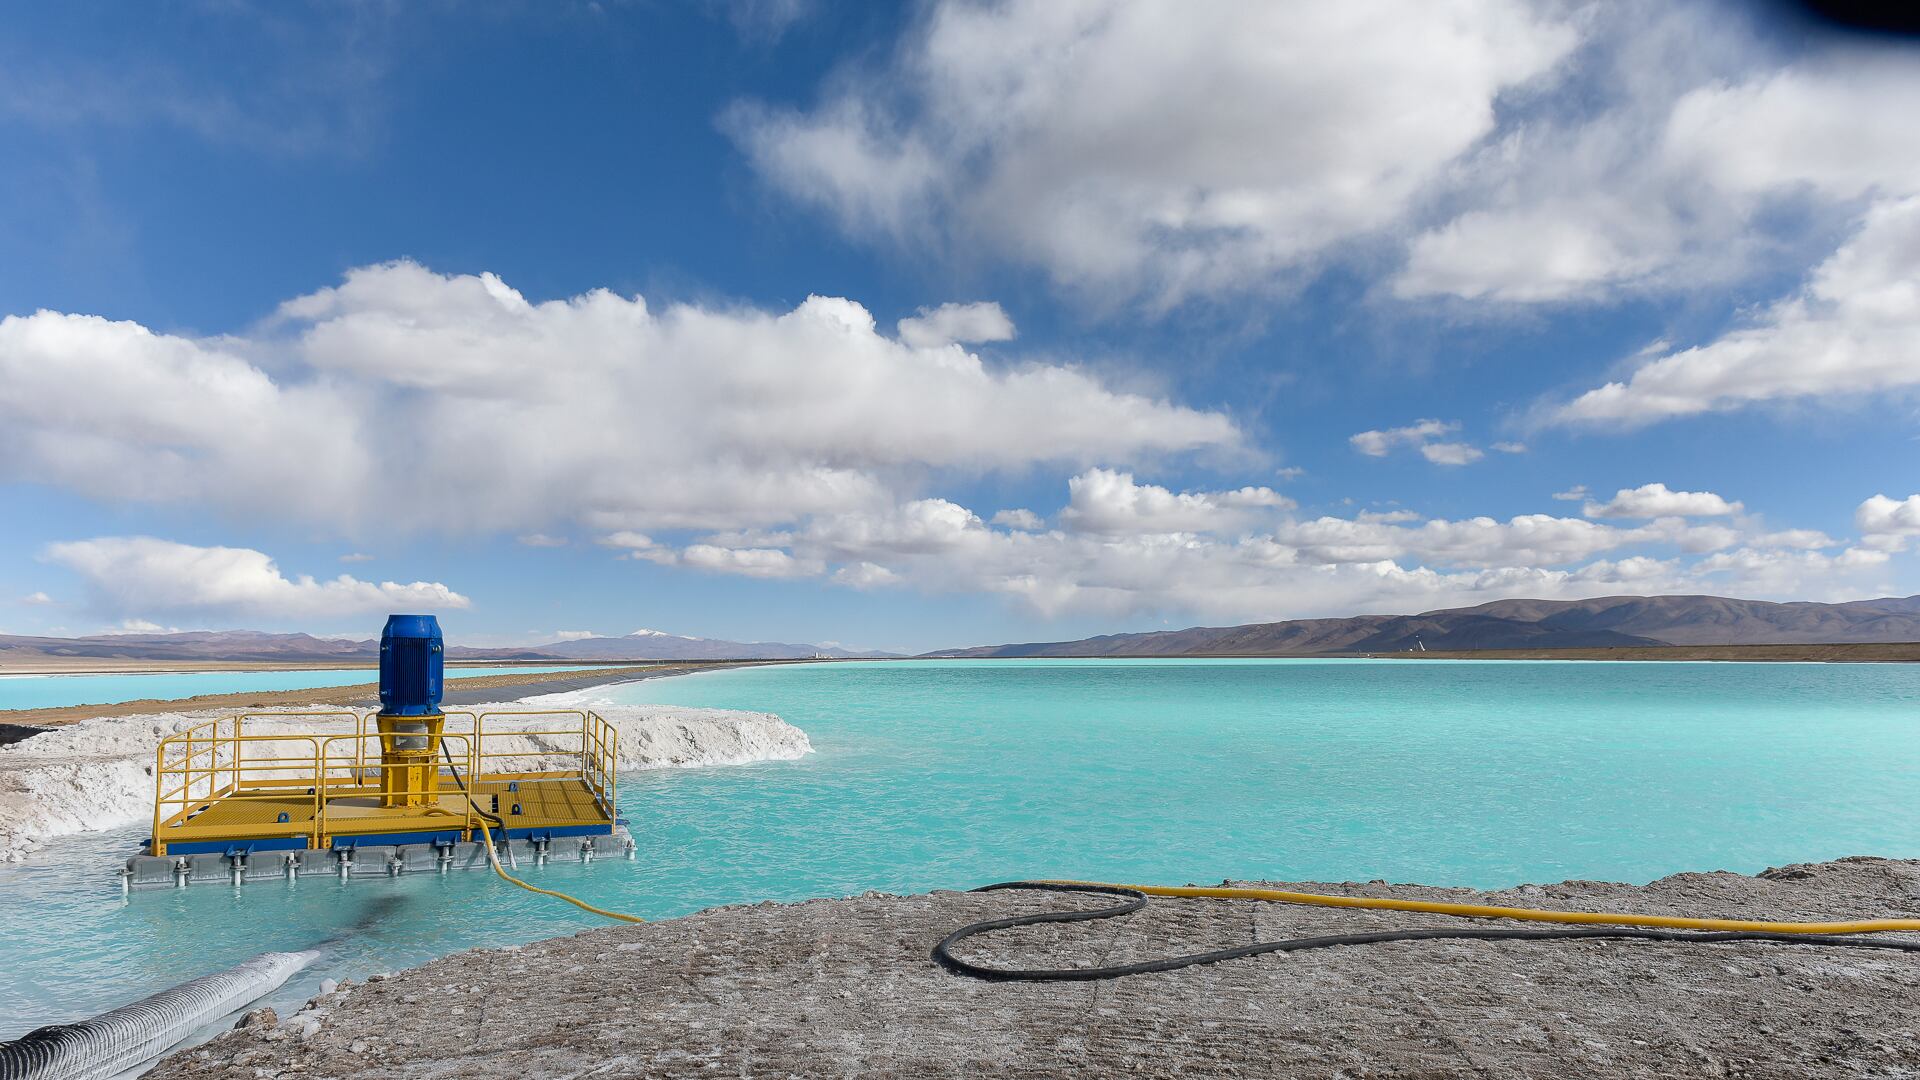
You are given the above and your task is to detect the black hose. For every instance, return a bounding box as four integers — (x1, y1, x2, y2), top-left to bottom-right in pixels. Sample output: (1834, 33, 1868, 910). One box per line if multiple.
(932, 881, 1920, 982)
(439, 741, 508, 840)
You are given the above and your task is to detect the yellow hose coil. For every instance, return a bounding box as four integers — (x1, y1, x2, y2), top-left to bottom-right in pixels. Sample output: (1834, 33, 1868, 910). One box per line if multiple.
(1043, 880, 1920, 935)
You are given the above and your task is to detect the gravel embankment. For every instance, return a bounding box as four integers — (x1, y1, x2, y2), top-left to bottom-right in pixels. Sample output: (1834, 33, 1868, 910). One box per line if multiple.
(155, 857, 1920, 1078)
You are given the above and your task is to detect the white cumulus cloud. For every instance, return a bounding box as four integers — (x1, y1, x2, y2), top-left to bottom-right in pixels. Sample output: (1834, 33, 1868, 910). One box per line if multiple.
(1351, 420, 1487, 466)
(1369, 8, 1920, 430)
(990, 508, 1045, 531)
(1396, 11, 1920, 307)
(679, 545, 822, 579)
(1553, 198, 1920, 427)
(604, 531, 824, 579)
(45, 537, 469, 621)
(1350, 419, 1456, 457)
(1858, 494, 1920, 552)
(732, 0, 1575, 306)
(100, 619, 184, 635)
(1752, 529, 1838, 551)
(0, 262, 1237, 537)
(1419, 442, 1485, 467)
(896, 301, 1015, 349)
(831, 561, 900, 589)
(1061, 468, 1293, 535)
(1582, 483, 1743, 520)
(598, 471, 1895, 624)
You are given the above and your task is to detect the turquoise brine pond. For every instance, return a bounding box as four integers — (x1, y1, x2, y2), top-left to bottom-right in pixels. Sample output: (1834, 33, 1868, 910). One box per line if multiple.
(3, 658, 1918, 1034)
(0, 665, 607, 711)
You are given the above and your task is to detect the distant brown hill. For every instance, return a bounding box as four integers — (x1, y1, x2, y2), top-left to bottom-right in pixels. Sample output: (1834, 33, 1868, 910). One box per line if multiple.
(0, 627, 893, 664)
(928, 593, 1920, 657)
(0, 630, 551, 664)
(534, 630, 894, 660)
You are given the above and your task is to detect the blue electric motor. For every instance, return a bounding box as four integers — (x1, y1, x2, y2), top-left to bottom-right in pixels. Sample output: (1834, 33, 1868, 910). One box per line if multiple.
(378, 614, 444, 717)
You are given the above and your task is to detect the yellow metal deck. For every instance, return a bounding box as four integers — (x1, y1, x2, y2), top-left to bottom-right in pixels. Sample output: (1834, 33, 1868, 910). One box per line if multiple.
(149, 710, 620, 855)
(158, 773, 611, 848)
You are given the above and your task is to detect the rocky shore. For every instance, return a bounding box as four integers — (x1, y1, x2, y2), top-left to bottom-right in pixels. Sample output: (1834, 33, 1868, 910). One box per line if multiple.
(155, 857, 1920, 1078)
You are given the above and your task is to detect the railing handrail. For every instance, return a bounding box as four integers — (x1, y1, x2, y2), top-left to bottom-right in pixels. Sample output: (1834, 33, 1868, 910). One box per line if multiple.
(151, 732, 326, 837)
(314, 731, 477, 842)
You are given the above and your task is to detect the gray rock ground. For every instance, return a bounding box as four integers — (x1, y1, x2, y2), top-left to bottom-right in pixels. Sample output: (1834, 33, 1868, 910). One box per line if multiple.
(154, 857, 1920, 1078)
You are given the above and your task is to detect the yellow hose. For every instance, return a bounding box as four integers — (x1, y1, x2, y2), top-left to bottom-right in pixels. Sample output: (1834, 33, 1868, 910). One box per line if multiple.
(470, 817, 648, 924)
(1043, 880, 1920, 935)
(436, 800, 1917, 937)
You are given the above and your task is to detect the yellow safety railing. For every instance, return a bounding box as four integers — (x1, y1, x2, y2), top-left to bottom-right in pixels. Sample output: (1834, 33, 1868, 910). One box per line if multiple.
(314, 730, 478, 843)
(231, 711, 362, 792)
(151, 712, 363, 854)
(586, 710, 618, 817)
(150, 709, 618, 855)
(467, 710, 618, 819)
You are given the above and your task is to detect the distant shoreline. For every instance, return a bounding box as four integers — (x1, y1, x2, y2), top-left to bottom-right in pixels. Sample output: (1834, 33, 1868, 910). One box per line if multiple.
(0, 658, 651, 675)
(927, 642, 1920, 663)
(0, 660, 790, 732)
(1369, 641, 1920, 662)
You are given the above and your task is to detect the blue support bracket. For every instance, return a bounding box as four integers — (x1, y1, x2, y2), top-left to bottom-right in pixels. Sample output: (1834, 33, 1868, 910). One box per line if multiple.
(501, 823, 613, 841)
(159, 836, 308, 856)
(331, 830, 465, 849)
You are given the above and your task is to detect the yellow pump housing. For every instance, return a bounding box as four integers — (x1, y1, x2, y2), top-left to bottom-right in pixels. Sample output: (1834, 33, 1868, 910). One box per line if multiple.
(374, 712, 446, 808)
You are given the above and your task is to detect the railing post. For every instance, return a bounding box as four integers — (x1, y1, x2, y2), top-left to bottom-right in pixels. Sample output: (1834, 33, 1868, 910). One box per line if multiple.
(152, 743, 167, 855)
(465, 733, 476, 838)
(313, 739, 324, 847)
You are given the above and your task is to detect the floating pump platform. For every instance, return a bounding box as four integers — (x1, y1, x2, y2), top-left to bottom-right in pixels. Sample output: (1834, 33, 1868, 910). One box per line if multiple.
(125, 614, 631, 888)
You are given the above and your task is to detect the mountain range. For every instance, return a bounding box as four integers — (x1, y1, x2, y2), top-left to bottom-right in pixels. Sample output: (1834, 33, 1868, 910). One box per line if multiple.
(929, 594, 1920, 657)
(533, 630, 887, 661)
(7, 593, 1920, 665)
(0, 628, 890, 664)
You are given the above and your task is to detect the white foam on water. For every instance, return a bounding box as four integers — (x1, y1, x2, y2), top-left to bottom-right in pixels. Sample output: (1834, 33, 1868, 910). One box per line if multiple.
(0, 702, 811, 862)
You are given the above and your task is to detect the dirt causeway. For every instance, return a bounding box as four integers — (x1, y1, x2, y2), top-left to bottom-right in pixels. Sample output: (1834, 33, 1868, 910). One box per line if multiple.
(0, 664, 749, 729)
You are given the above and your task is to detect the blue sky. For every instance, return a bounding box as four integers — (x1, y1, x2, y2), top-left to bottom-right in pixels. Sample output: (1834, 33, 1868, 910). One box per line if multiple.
(2, 1, 1918, 653)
